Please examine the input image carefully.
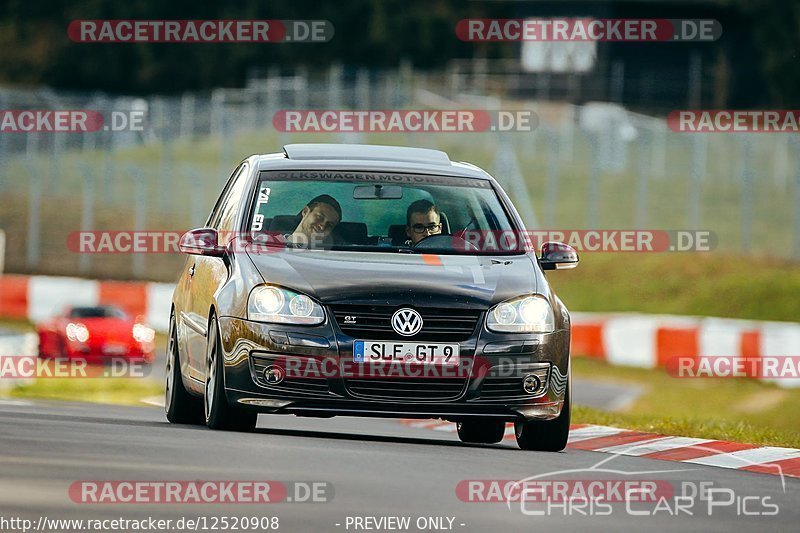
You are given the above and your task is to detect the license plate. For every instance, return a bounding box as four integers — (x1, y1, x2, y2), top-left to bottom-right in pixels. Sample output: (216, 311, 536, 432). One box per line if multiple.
(353, 341, 459, 366)
(103, 343, 128, 355)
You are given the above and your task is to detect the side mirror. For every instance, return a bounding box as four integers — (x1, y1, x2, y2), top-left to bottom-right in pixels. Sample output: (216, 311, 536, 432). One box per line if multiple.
(179, 228, 224, 257)
(539, 241, 579, 270)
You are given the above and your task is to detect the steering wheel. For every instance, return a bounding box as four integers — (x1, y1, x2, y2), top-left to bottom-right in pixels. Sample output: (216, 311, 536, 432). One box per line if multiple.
(413, 233, 480, 252)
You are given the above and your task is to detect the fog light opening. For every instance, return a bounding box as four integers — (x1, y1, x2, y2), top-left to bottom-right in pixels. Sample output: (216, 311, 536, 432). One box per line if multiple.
(522, 374, 542, 395)
(264, 365, 285, 385)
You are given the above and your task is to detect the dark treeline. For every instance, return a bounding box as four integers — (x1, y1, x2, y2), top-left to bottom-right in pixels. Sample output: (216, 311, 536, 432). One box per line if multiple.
(0, 0, 798, 106)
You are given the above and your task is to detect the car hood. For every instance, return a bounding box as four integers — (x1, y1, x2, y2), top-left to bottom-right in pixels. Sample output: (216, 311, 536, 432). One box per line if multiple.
(245, 248, 538, 308)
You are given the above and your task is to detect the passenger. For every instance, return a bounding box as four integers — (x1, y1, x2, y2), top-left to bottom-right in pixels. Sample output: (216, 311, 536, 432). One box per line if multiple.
(289, 194, 342, 247)
(405, 199, 442, 245)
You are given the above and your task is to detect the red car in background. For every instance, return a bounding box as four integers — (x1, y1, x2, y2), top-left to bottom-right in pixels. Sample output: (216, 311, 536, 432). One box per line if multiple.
(37, 305, 156, 363)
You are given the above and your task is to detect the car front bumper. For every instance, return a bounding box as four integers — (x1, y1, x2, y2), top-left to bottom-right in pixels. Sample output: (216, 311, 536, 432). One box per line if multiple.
(217, 316, 570, 422)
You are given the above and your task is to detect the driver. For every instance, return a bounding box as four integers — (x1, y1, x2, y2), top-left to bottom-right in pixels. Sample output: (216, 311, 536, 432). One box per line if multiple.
(288, 194, 342, 247)
(406, 199, 442, 245)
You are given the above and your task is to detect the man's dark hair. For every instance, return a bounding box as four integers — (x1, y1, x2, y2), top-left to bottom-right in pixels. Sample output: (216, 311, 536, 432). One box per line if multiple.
(305, 194, 342, 220)
(406, 199, 439, 226)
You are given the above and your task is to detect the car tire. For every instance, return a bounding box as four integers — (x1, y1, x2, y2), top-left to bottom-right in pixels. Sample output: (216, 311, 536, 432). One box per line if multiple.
(204, 314, 258, 432)
(456, 418, 506, 444)
(165, 313, 203, 424)
(514, 380, 571, 452)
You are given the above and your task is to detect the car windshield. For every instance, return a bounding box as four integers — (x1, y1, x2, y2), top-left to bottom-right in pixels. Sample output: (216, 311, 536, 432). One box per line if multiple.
(246, 170, 519, 255)
(68, 306, 127, 319)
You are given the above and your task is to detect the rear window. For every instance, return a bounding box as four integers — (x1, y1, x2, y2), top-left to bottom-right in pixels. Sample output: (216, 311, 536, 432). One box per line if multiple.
(68, 306, 127, 318)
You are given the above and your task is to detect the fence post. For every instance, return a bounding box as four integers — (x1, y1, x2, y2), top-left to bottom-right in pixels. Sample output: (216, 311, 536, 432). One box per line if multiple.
(689, 133, 707, 229)
(24, 159, 41, 269)
(160, 98, 174, 210)
(102, 133, 115, 204)
(25, 131, 39, 166)
(210, 89, 224, 138)
(793, 138, 800, 260)
(131, 167, 146, 278)
(545, 132, 560, 227)
(493, 135, 539, 228)
(399, 60, 413, 106)
(773, 135, 789, 190)
(740, 135, 754, 253)
(688, 51, 703, 109)
(295, 66, 308, 109)
(356, 68, 370, 110)
(634, 131, 651, 228)
(265, 69, 278, 116)
(610, 60, 625, 103)
(652, 125, 666, 180)
(559, 105, 575, 164)
(328, 63, 343, 109)
(180, 93, 195, 139)
(78, 164, 94, 275)
(0, 91, 7, 191)
(50, 130, 64, 194)
(586, 133, 601, 228)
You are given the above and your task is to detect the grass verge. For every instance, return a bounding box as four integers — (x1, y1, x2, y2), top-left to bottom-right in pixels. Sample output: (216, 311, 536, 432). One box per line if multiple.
(572, 357, 800, 448)
(5, 377, 163, 406)
(550, 252, 800, 322)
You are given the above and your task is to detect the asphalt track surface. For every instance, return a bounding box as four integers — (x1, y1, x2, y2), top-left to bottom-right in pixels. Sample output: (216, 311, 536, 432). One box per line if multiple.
(0, 393, 798, 533)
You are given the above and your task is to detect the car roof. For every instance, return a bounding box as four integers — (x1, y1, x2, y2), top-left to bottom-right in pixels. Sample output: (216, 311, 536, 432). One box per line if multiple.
(251, 143, 494, 180)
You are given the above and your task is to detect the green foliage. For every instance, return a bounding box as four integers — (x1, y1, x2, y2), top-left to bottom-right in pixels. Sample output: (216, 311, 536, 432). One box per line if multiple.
(0, 0, 496, 93)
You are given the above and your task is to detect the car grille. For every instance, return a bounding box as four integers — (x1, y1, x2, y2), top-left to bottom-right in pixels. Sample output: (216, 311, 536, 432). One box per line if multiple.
(479, 365, 550, 401)
(330, 305, 483, 342)
(251, 354, 330, 396)
(344, 377, 467, 401)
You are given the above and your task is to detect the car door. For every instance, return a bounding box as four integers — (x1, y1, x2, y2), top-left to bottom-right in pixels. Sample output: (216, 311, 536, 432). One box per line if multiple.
(183, 162, 250, 380)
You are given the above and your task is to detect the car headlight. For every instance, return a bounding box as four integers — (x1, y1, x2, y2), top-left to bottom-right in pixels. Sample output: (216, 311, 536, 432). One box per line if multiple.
(486, 295, 554, 333)
(66, 323, 90, 342)
(132, 323, 155, 343)
(248, 286, 325, 325)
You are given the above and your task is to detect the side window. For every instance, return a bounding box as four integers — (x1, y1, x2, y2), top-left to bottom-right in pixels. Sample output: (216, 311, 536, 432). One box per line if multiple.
(206, 163, 247, 228)
(215, 164, 250, 237)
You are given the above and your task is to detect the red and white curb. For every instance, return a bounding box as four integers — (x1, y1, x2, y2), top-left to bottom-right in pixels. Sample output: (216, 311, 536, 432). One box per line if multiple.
(571, 312, 800, 388)
(400, 420, 800, 479)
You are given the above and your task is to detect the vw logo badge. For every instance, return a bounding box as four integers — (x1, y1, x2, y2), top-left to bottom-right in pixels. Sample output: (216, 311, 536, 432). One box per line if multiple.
(391, 308, 423, 336)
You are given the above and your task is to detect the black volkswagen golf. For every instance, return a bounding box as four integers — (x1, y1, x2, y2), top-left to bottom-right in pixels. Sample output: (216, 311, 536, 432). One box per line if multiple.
(166, 143, 579, 451)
